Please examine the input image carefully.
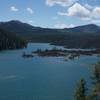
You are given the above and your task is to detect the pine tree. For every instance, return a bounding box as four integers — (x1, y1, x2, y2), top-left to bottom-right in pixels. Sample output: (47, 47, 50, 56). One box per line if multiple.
(75, 79, 87, 100)
(91, 62, 100, 100)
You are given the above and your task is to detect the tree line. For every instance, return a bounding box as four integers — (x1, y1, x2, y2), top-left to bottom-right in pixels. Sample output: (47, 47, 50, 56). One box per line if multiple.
(0, 28, 27, 50)
(75, 62, 100, 100)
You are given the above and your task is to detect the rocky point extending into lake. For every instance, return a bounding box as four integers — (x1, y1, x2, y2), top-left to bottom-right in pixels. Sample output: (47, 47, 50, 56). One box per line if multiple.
(22, 47, 100, 59)
(33, 48, 100, 56)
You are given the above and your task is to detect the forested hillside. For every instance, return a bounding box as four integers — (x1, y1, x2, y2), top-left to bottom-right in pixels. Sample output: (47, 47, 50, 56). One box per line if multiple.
(0, 28, 26, 50)
(0, 20, 100, 49)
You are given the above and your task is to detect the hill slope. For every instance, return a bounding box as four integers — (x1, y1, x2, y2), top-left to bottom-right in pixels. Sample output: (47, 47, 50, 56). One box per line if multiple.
(0, 28, 26, 50)
(0, 20, 100, 48)
(0, 21, 100, 35)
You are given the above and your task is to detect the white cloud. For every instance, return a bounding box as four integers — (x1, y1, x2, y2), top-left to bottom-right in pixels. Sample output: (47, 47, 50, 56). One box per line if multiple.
(46, 0, 78, 7)
(92, 7, 100, 19)
(58, 3, 100, 22)
(27, 7, 34, 14)
(91, 20, 100, 24)
(10, 6, 19, 12)
(84, 4, 93, 10)
(81, 17, 91, 21)
(53, 23, 75, 29)
(28, 20, 35, 25)
(28, 20, 33, 23)
(58, 12, 68, 16)
(66, 3, 91, 17)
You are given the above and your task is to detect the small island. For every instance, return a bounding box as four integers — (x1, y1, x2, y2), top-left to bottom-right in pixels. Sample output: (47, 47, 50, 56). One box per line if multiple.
(22, 52, 34, 58)
(32, 48, 100, 58)
(33, 48, 67, 57)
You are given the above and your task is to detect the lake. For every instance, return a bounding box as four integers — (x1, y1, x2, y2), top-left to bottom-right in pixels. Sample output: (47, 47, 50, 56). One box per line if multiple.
(0, 43, 100, 100)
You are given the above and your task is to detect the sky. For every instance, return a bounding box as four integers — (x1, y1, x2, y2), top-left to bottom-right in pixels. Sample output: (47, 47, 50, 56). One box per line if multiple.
(0, 0, 100, 28)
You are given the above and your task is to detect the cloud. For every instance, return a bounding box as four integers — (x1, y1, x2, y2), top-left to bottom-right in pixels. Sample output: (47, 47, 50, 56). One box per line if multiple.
(92, 7, 100, 19)
(84, 4, 93, 9)
(46, 0, 78, 7)
(27, 7, 34, 14)
(58, 3, 100, 21)
(53, 23, 75, 29)
(67, 3, 90, 17)
(28, 20, 35, 25)
(58, 12, 68, 16)
(28, 20, 33, 23)
(91, 20, 100, 24)
(81, 17, 91, 21)
(10, 6, 19, 12)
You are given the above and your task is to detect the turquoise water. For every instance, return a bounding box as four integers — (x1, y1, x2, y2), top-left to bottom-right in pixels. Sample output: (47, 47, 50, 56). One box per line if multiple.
(0, 43, 100, 100)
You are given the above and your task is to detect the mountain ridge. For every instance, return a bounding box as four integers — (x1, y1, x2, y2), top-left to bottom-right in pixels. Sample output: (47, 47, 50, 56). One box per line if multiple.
(0, 20, 100, 36)
(0, 20, 100, 30)
(0, 20, 100, 49)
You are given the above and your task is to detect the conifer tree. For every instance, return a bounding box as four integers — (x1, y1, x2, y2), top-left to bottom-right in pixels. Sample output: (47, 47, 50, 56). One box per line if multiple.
(75, 79, 87, 100)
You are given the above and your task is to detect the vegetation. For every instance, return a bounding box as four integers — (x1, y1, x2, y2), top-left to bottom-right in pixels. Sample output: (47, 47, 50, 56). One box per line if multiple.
(32, 48, 100, 57)
(0, 28, 27, 50)
(0, 20, 100, 49)
(90, 62, 100, 100)
(31, 34, 100, 49)
(75, 62, 100, 100)
(75, 79, 87, 100)
(33, 48, 67, 57)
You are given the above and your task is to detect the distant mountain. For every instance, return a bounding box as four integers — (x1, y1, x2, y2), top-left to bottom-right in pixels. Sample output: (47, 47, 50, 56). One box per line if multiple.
(65, 24, 100, 34)
(0, 20, 65, 37)
(0, 20, 100, 35)
(0, 20, 100, 48)
(0, 20, 41, 36)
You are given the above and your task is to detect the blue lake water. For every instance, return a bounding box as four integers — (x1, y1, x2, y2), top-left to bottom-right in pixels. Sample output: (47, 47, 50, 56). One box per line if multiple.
(0, 43, 100, 100)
